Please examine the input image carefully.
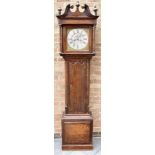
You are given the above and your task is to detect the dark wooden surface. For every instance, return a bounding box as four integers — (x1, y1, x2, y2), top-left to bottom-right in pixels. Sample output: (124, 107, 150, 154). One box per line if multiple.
(62, 113, 93, 150)
(62, 144, 93, 150)
(65, 58, 90, 114)
(56, 2, 98, 150)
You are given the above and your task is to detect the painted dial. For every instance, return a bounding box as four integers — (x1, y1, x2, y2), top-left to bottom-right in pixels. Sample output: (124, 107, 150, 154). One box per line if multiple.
(67, 28, 88, 50)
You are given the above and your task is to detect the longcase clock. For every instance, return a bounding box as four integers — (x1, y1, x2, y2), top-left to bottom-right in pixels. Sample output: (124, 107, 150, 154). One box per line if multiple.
(56, 1, 99, 150)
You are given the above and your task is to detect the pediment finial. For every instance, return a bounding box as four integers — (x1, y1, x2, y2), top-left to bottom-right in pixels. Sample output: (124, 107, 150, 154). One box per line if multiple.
(76, 1, 80, 10)
(93, 5, 98, 16)
(58, 7, 62, 15)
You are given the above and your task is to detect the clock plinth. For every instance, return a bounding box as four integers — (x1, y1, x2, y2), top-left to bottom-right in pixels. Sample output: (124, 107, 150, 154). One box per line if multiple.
(56, 2, 98, 150)
(62, 113, 93, 150)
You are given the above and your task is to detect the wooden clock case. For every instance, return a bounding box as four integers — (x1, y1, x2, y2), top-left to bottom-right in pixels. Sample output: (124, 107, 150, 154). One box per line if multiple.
(56, 2, 98, 150)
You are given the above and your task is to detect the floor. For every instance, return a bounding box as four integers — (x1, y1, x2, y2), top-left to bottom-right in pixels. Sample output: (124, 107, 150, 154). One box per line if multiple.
(54, 137, 101, 155)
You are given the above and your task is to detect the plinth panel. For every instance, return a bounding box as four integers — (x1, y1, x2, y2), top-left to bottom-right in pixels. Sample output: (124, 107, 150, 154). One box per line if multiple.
(63, 122, 90, 144)
(62, 114, 93, 150)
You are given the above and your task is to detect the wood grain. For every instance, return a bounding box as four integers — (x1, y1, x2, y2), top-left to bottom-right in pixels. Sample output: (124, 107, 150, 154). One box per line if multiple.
(62, 113, 93, 150)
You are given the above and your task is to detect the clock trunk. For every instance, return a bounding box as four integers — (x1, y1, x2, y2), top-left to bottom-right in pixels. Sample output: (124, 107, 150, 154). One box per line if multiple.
(65, 58, 90, 114)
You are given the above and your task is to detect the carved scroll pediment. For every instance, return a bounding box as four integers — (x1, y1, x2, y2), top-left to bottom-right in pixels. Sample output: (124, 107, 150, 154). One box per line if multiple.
(56, 1, 98, 19)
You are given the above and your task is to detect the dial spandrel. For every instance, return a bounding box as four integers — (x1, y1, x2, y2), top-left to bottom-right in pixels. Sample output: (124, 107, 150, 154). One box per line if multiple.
(67, 28, 89, 51)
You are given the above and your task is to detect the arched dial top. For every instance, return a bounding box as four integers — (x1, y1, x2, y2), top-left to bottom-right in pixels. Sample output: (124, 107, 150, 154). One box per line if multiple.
(67, 28, 88, 51)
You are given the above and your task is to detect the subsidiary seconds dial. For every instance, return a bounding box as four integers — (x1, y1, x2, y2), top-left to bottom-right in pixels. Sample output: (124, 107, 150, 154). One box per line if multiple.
(67, 28, 88, 50)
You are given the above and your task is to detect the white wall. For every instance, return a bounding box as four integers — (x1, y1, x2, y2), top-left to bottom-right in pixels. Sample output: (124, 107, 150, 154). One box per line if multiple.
(0, 0, 53, 155)
(103, 0, 155, 155)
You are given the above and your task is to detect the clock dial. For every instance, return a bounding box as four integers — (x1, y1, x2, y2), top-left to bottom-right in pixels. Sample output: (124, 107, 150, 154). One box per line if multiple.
(67, 28, 89, 51)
